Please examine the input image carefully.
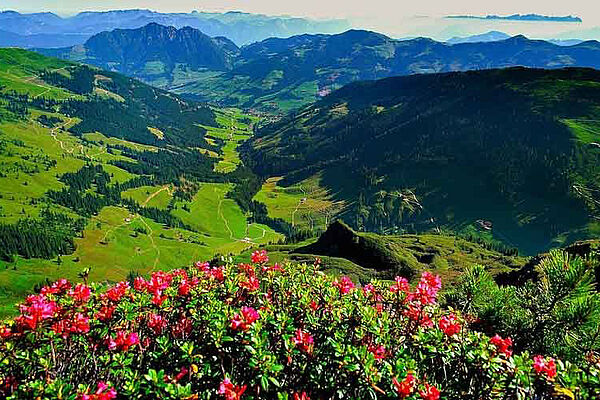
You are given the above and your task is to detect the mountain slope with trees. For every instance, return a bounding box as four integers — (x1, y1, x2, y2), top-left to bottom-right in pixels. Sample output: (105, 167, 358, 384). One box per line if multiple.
(244, 67, 600, 254)
(40, 26, 600, 112)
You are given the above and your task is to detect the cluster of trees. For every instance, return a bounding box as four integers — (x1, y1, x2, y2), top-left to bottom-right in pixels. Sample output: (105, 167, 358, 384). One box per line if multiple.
(37, 114, 63, 128)
(113, 147, 220, 184)
(47, 64, 218, 148)
(48, 164, 192, 230)
(41, 66, 95, 95)
(0, 210, 86, 261)
(446, 250, 600, 362)
(0, 90, 29, 118)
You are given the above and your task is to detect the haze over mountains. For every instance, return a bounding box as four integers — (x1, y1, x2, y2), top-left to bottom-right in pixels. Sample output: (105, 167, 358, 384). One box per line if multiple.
(40, 23, 600, 111)
(0, 9, 350, 48)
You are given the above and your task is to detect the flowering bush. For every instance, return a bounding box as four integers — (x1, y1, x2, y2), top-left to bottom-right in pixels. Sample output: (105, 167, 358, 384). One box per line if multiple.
(0, 250, 599, 399)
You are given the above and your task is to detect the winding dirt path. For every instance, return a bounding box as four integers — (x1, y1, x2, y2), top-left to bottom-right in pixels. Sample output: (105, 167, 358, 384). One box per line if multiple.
(142, 185, 171, 207)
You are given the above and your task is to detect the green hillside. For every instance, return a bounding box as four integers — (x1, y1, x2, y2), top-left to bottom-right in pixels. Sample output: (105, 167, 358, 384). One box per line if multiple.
(236, 221, 526, 284)
(0, 48, 284, 316)
(245, 67, 600, 254)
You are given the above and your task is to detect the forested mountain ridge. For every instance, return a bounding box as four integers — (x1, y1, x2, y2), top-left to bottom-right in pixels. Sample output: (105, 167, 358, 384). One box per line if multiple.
(244, 67, 600, 254)
(40, 25, 600, 112)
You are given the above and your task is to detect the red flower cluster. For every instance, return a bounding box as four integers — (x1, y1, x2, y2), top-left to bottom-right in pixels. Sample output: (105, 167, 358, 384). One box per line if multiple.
(51, 312, 90, 337)
(144, 271, 173, 306)
(40, 278, 71, 296)
(390, 276, 410, 294)
(219, 378, 247, 400)
(231, 307, 260, 331)
(438, 314, 461, 337)
(240, 272, 260, 292)
(333, 276, 355, 295)
(197, 262, 225, 282)
(177, 271, 199, 297)
(293, 392, 310, 400)
(69, 284, 91, 303)
(368, 344, 387, 360)
(404, 303, 433, 327)
(104, 281, 129, 303)
(251, 250, 269, 264)
(147, 313, 167, 335)
(490, 334, 513, 357)
(107, 331, 139, 352)
(292, 328, 314, 354)
(392, 373, 416, 398)
(95, 305, 116, 322)
(409, 272, 442, 305)
(15, 294, 59, 330)
(419, 383, 441, 400)
(533, 355, 557, 379)
(78, 382, 116, 400)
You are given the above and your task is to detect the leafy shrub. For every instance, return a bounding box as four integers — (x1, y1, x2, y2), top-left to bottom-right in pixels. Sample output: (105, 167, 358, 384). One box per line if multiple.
(446, 250, 600, 363)
(0, 251, 598, 399)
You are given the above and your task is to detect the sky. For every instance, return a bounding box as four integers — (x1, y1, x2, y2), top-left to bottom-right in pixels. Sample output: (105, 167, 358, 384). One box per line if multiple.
(3, 0, 600, 40)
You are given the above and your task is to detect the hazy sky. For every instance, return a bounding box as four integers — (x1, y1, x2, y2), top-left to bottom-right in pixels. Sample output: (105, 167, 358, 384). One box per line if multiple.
(2, 0, 594, 19)
(3, 0, 600, 40)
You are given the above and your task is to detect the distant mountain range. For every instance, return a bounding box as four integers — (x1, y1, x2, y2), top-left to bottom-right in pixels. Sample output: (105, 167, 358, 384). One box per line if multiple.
(0, 9, 350, 47)
(39, 24, 600, 112)
(244, 68, 600, 254)
(447, 31, 585, 46)
(446, 14, 582, 23)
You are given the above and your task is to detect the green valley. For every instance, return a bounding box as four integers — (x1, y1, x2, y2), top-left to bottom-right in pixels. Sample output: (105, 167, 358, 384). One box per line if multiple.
(0, 48, 284, 315)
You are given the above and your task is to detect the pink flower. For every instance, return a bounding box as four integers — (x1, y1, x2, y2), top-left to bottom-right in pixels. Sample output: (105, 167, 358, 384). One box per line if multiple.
(392, 373, 416, 398)
(368, 344, 386, 360)
(490, 334, 513, 357)
(438, 314, 461, 337)
(390, 276, 410, 294)
(219, 378, 247, 400)
(69, 284, 91, 303)
(251, 250, 269, 264)
(240, 274, 260, 292)
(95, 305, 116, 322)
(105, 281, 129, 302)
(362, 283, 375, 295)
(333, 276, 355, 295)
(409, 272, 442, 305)
(262, 263, 284, 274)
(404, 303, 433, 327)
(78, 381, 116, 400)
(147, 313, 167, 335)
(71, 312, 90, 334)
(41, 278, 72, 296)
(533, 355, 557, 379)
(231, 307, 260, 331)
(108, 331, 139, 352)
(133, 277, 147, 291)
(419, 383, 440, 400)
(15, 294, 59, 330)
(292, 328, 314, 354)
